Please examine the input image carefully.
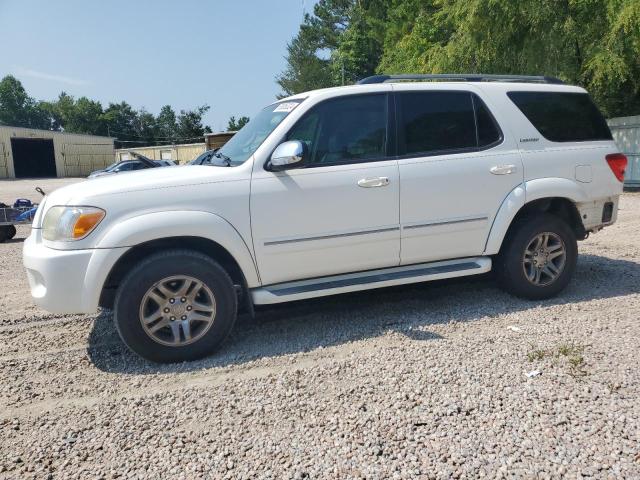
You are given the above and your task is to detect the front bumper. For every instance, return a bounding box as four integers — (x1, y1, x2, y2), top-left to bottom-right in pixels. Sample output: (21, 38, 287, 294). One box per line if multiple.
(23, 231, 126, 314)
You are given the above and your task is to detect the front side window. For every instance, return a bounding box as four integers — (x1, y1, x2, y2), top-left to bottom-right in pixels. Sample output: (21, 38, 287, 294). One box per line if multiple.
(286, 93, 388, 167)
(507, 91, 612, 142)
(217, 99, 304, 165)
(397, 91, 501, 157)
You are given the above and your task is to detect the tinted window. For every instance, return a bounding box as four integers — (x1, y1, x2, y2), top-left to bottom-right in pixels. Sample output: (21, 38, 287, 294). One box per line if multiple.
(474, 97, 502, 147)
(398, 91, 477, 155)
(507, 91, 612, 142)
(116, 163, 133, 171)
(287, 94, 387, 166)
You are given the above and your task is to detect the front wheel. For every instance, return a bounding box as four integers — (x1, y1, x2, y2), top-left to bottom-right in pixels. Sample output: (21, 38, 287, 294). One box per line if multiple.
(113, 250, 238, 363)
(495, 213, 577, 300)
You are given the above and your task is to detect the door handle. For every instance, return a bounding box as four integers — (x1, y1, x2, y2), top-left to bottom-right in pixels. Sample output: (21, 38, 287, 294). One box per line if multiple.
(358, 176, 390, 188)
(490, 164, 517, 175)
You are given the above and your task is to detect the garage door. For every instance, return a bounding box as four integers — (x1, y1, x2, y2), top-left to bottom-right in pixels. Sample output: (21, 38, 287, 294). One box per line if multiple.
(11, 138, 57, 178)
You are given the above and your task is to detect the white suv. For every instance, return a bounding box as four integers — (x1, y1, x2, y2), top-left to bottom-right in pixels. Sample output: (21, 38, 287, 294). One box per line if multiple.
(23, 74, 627, 362)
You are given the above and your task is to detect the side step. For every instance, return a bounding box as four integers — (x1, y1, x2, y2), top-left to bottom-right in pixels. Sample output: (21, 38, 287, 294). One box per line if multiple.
(251, 257, 492, 305)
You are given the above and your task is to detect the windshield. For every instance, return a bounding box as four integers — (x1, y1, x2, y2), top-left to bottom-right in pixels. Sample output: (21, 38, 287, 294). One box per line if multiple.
(217, 99, 304, 165)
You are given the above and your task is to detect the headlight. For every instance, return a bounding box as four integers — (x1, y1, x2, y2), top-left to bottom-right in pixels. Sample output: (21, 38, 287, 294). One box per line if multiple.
(42, 206, 105, 241)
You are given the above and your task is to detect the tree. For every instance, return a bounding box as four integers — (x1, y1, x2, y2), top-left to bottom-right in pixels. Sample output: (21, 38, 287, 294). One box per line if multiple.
(133, 108, 157, 145)
(377, 0, 640, 117)
(101, 101, 138, 143)
(0, 75, 215, 145)
(0, 75, 51, 129)
(279, 0, 640, 117)
(276, 0, 390, 94)
(176, 105, 211, 140)
(227, 115, 250, 131)
(155, 105, 178, 142)
(47, 93, 105, 134)
(276, 0, 357, 96)
(276, 32, 335, 97)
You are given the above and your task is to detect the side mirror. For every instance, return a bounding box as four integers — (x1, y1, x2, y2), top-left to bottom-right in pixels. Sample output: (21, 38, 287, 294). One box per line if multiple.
(269, 140, 305, 171)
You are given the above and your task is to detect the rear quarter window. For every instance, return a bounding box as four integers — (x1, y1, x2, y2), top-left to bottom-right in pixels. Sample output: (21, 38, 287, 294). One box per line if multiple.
(507, 91, 612, 142)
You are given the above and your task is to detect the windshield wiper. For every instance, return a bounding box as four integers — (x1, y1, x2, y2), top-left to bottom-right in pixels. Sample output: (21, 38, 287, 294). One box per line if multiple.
(213, 151, 232, 167)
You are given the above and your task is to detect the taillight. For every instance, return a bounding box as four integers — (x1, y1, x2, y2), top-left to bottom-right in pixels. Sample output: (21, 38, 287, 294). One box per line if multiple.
(606, 153, 627, 182)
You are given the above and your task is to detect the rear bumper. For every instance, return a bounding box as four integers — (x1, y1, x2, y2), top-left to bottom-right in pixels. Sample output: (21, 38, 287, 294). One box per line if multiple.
(575, 195, 619, 232)
(23, 232, 127, 314)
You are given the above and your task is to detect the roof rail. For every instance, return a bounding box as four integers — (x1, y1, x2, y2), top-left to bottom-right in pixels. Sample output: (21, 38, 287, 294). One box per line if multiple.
(357, 74, 565, 85)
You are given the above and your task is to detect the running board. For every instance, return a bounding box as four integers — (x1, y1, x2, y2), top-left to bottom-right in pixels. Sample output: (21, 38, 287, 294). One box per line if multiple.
(251, 257, 492, 305)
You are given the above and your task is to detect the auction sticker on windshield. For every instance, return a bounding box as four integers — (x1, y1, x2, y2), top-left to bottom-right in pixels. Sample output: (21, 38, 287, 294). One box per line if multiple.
(273, 102, 299, 113)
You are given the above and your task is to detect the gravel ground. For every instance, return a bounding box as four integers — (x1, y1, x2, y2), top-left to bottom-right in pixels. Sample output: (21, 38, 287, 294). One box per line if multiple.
(1, 179, 639, 479)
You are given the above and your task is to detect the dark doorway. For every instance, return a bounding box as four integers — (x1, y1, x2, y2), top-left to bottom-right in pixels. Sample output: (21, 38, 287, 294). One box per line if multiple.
(11, 138, 57, 178)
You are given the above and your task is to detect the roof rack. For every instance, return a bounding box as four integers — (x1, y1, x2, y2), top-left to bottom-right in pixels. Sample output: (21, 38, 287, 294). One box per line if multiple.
(357, 74, 565, 85)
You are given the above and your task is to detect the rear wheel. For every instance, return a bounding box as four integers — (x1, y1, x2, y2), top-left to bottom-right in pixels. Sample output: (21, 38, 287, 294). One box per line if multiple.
(114, 250, 237, 363)
(495, 213, 577, 300)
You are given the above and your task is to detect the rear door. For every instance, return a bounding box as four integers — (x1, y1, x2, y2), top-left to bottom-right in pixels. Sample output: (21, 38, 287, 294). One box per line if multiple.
(395, 85, 524, 265)
(250, 91, 401, 285)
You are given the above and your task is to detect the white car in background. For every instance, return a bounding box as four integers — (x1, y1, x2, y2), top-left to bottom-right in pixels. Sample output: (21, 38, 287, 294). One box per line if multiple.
(24, 74, 626, 362)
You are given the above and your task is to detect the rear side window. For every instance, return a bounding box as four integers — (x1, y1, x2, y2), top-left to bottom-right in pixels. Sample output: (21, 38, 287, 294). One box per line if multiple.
(507, 91, 612, 142)
(397, 91, 502, 156)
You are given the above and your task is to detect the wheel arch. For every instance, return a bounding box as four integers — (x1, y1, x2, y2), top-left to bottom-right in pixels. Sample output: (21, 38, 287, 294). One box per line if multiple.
(485, 180, 587, 255)
(99, 236, 250, 310)
(92, 210, 260, 310)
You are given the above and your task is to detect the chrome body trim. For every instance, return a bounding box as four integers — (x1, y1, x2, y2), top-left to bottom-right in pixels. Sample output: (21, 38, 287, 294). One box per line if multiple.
(403, 216, 489, 230)
(264, 226, 400, 246)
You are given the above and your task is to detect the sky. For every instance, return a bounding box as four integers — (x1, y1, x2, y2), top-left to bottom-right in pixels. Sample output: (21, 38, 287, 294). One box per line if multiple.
(0, 0, 315, 132)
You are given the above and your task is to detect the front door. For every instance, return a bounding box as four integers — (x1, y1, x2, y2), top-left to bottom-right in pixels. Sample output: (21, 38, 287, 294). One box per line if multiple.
(251, 92, 400, 286)
(394, 86, 524, 265)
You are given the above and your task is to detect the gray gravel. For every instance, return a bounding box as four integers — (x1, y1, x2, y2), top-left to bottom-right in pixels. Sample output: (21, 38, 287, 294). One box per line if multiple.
(1, 179, 639, 479)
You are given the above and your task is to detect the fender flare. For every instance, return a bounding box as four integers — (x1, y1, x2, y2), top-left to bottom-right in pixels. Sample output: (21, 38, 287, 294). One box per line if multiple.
(82, 211, 260, 312)
(484, 178, 587, 255)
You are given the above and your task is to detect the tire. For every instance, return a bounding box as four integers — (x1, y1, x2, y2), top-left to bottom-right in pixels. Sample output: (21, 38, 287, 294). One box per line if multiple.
(113, 249, 238, 363)
(495, 213, 577, 300)
(0, 225, 16, 243)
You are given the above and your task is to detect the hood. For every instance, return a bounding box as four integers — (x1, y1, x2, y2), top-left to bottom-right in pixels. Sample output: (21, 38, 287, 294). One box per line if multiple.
(45, 164, 245, 206)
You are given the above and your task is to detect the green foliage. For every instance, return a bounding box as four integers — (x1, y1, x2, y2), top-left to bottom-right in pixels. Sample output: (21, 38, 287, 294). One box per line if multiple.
(276, 30, 335, 97)
(279, 0, 640, 116)
(0, 75, 50, 129)
(227, 115, 250, 131)
(176, 105, 211, 140)
(156, 105, 178, 141)
(0, 75, 213, 146)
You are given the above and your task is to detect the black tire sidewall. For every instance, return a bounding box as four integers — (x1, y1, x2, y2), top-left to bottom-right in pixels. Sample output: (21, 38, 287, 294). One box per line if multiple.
(497, 213, 577, 300)
(0, 225, 15, 242)
(114, 250, 237, 363)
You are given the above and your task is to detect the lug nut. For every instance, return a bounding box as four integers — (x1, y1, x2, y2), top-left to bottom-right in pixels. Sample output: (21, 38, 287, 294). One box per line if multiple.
(181, 297, 186, 303)
(186, 306, 192, 311)
(170, 316, 175, 321)
(164, 308, 170, 313)
(169, 298, 175, 304)
(181, 315, 187, 320)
